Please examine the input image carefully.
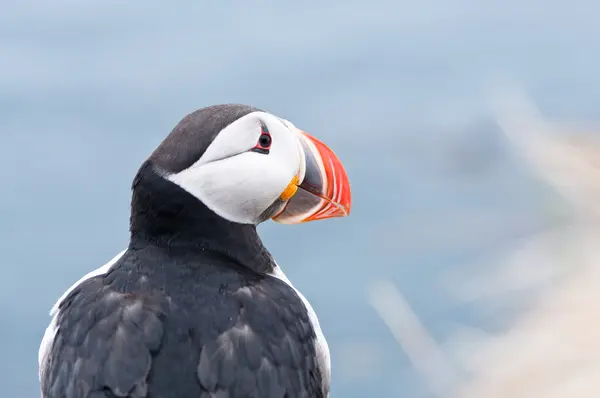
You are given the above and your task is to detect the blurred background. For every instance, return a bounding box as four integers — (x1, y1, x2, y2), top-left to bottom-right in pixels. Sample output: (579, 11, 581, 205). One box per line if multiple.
(2, 1, 600, 396)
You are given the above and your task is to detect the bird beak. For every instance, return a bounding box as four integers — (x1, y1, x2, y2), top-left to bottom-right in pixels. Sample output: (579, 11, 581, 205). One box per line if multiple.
(273, 131, 352, 224)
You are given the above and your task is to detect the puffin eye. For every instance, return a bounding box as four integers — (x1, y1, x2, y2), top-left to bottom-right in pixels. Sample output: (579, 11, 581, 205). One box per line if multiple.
(258, 133, 272, 148)
(251, 125, 272, 154)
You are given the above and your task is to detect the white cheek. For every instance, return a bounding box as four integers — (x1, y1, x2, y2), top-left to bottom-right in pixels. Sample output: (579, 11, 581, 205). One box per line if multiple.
(168, 153, 293, 224)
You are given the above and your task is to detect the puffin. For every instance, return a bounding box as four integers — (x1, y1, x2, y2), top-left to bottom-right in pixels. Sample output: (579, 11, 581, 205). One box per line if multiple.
(38, 104, 352, 398)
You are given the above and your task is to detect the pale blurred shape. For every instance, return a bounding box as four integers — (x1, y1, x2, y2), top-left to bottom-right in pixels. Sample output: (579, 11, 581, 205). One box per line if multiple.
(489, 80, 600, 221)
(369, 85, 600, 397)
(367, 280, 457, 397)
(456, 256, 600, 398)
(455, 84, 600, 397)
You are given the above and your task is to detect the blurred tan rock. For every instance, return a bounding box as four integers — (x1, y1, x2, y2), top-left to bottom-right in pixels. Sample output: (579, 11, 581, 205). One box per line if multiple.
(455, 85, 600, 398)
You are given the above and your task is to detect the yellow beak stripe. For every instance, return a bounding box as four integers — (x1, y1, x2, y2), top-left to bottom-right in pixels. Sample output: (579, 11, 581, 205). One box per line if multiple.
(280, 175, 300, 201)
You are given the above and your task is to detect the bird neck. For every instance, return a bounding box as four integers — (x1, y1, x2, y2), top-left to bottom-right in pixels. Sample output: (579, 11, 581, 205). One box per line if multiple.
(128, 161, 275, 274)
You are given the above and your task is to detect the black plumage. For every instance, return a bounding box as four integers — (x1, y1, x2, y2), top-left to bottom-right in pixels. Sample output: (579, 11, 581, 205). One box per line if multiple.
(43, 246, 325, 398)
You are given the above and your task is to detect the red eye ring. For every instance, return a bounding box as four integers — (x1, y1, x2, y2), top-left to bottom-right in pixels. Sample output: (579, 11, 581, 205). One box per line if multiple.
(251, 125, 272, 154)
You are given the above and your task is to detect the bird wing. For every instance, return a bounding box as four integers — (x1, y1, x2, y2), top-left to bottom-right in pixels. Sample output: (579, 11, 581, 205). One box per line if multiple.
(191, 281, 328, 398)
(40, 275, 168, 398)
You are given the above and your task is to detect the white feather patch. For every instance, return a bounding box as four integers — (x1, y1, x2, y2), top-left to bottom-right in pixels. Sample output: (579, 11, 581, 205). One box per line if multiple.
(38, 249, 127, 379)
(268, 264, 331, 389)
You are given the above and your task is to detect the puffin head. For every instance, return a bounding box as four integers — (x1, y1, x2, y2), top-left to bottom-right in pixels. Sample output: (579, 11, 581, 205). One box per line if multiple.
(144, 104, 351, 226)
